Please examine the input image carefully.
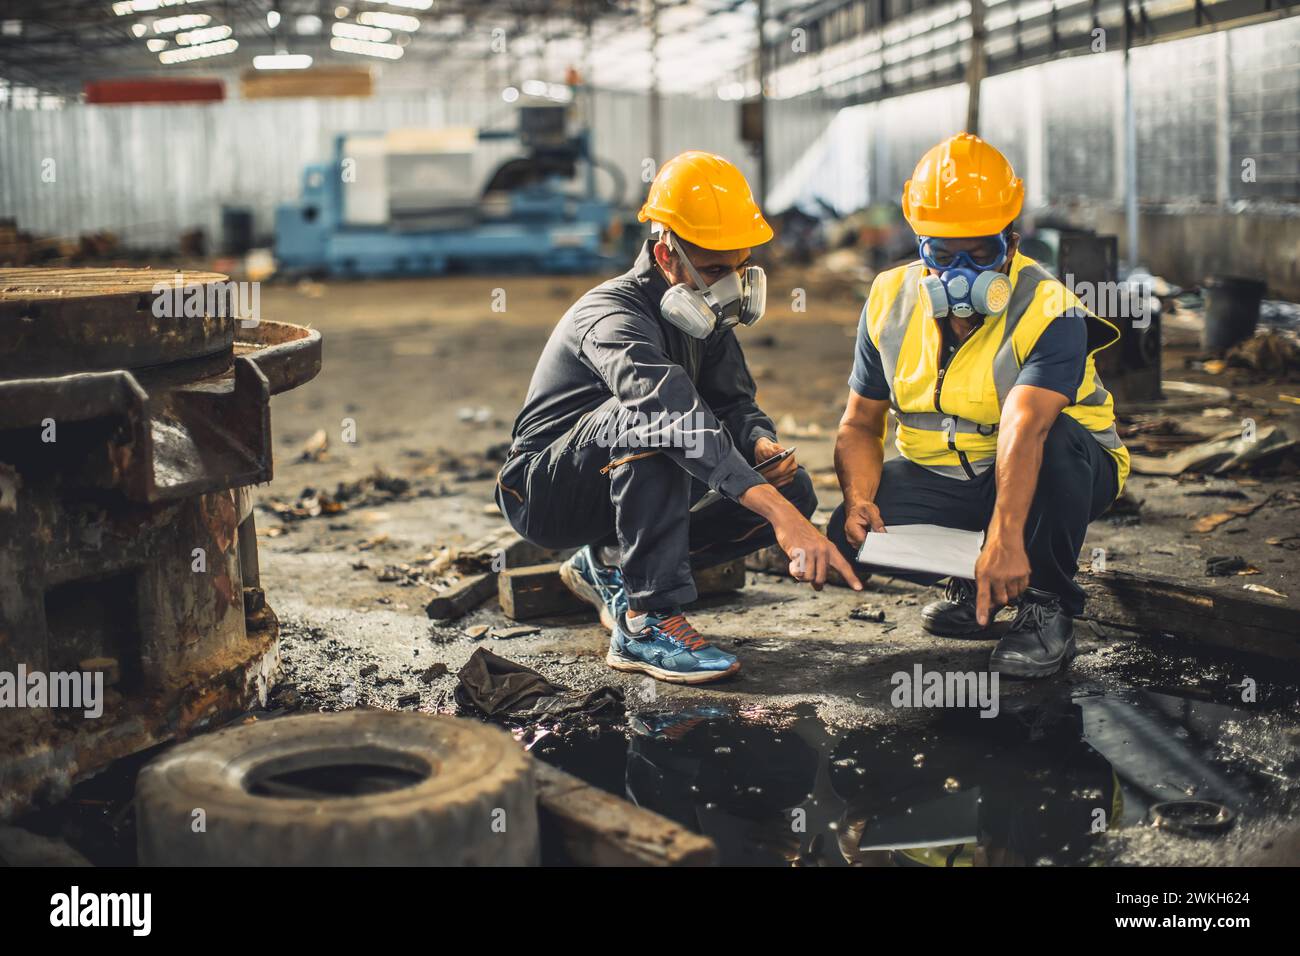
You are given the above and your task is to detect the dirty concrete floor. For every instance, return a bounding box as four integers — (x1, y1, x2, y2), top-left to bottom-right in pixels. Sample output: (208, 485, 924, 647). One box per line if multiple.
(252, 269, 1300, 866)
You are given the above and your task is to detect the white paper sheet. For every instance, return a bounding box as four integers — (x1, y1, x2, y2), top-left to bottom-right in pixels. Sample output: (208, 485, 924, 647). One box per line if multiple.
(856, 523, 985, 580)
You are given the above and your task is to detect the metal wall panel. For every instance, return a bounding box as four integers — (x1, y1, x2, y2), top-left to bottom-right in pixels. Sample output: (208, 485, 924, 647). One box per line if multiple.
(1229, 19, 1300, 200)
(1038, 52, 1120, 202)
(0, 89, 756, 250)
(1133, 34, 1221, 203)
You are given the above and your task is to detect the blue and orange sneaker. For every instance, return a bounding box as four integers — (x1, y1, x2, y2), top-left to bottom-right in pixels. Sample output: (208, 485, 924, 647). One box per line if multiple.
(608, 610, 740, 684)
(558, 546, 627, 632)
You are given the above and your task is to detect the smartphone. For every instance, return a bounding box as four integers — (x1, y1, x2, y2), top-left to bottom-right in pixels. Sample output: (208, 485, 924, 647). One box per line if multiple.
(691, 445, 798, 512)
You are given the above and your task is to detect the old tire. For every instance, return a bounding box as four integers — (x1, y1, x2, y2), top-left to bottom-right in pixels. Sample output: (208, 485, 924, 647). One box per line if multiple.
(135, 712, 538, 866)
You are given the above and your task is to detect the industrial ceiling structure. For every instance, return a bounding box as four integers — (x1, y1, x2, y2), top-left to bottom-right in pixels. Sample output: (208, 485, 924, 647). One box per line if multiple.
(0, 0, 1295, 103)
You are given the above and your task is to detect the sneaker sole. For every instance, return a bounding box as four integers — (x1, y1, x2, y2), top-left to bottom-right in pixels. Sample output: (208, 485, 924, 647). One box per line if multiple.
(605, 650, 740, 685)
(559, 561, 616, 632)
(990, 637, 1077, 679)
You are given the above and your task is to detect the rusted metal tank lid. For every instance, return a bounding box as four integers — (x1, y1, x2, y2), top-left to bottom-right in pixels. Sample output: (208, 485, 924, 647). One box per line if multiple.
(0, 267, 238, 379)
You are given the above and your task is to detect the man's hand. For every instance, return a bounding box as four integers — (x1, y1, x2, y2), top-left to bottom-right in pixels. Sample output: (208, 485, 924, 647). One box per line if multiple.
(773, 514, 863, 592)
(843, 500, 886, 550)
(754, 436, 797, 488)
(973, 534, 1031, 626)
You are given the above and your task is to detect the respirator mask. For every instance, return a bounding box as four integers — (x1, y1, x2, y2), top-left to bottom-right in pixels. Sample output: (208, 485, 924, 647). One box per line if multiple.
(917, 233, 1012, 319)
(658, 230, 767, 339)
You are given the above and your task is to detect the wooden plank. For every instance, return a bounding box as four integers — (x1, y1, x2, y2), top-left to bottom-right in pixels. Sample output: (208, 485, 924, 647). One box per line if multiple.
(424, 572, 496, 621)
(453, 527, 554, 574)
(1080, 570, 1300, 662)
(534, 763, 716, 867)
(499, 558, 748, 621)
(499, 562, 585, 620)
(426, 528, 564, 621)
(695, 559, 746, 594)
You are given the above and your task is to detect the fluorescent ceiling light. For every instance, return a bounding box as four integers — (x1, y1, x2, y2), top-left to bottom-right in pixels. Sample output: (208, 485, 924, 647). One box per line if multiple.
(379, 0, 430, 8)
(332, 22, 391, 42)
(355, 11, 419, 31)
(154, 13, 210, 32)
(146, 38, 168, 51)
(329, 36, 403, 59)
(266, 10, 281, 28)
(177, 24, 231, 45)
(159, 37, 237, 63)
(253, 53, 313, 70)
(516, 81, 572, 103)
(131, 23, 147, 37)
(114, 0, 208, 15)
(295, 14, 322, 34)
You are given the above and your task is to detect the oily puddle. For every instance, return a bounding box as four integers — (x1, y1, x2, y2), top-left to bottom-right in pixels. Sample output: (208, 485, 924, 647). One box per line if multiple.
(528, 685, 1300, 866)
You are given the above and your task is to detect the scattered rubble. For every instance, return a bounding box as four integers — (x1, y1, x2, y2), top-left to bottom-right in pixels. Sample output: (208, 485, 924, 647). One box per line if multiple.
(848, 605, 887, 622)
(1131, 425, 1297, 476)
(453, 648, 624, 722)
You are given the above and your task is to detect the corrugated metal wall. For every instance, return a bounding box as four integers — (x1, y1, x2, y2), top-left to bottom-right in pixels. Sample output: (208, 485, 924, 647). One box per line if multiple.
(0, 86, 835, 249)
(1230, 19, 1300, 201)
(768, 16, 1300, 215)
(1134, 35, 1221, 203)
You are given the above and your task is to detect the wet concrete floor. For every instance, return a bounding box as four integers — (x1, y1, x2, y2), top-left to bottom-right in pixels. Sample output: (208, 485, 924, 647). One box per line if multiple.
(528, 682, 1299, 866)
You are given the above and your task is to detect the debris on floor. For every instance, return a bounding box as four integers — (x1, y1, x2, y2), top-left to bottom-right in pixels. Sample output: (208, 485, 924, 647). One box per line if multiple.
(1130, 424, 1297, 476)
(454, 648, 625, 722)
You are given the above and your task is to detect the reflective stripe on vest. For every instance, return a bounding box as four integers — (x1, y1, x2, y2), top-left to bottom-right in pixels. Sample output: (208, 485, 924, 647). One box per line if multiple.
(876, 263, 921, 390)
(990, 262, 1052, 405)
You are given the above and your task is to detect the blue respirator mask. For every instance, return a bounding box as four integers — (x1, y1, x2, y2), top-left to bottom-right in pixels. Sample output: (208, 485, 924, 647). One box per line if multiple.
(917, 233, 1013, 319)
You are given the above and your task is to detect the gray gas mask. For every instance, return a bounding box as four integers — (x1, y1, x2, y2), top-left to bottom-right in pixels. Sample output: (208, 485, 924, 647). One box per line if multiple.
(658, 231, 767, 339)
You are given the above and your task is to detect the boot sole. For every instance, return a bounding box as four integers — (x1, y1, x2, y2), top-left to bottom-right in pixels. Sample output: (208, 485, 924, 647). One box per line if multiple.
(991, 637, 1077, 679)
(559, 561, 616, 632)
(605, 651, 740, 684)
(920, 613, 995, 639)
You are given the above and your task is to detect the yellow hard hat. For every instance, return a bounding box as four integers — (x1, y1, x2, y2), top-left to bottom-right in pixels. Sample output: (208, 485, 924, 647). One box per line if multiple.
(638, 151, 773, 251)
(902, 133, 1024, 238)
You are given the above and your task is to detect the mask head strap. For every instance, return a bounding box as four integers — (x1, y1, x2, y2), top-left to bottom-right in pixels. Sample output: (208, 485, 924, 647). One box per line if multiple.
(663, 230, 727, 323)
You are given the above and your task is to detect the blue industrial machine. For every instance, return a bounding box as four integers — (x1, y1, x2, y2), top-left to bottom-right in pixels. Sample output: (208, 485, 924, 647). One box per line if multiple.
(275, 105, 619, 276)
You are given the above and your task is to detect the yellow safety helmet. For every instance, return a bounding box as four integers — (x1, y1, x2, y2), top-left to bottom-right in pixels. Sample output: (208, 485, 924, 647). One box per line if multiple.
(638, 151, 773, 251)
(902, 133, 1024, 238)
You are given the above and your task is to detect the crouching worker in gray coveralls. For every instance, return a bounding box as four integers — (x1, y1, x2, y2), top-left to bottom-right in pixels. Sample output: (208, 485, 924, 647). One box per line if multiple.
(496, 152, 862, 684)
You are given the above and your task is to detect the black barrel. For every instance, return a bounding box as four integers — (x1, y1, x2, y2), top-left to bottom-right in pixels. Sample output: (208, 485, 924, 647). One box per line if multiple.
(1203, 275, 1265, 352)
(221, 206, 255, 256)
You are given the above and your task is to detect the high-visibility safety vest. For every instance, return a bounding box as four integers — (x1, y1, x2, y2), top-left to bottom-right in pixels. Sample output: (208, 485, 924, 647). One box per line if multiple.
(864, 252, 1130, 491)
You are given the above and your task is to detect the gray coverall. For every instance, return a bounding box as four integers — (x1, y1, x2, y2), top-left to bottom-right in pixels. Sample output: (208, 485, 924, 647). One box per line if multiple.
(496, 241, 816, 612)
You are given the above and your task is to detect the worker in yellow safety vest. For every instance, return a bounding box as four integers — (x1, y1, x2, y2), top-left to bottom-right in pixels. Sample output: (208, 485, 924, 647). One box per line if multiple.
(829, 133, 1129, 678)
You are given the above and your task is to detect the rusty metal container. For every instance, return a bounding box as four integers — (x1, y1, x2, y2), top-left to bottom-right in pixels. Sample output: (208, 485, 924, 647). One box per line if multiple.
(0, 268, 320, 818)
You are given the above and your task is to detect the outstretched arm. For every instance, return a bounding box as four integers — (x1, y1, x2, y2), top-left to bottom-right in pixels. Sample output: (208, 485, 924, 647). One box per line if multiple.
(835, 391, 891, 549)
(581, 313, 861, 592)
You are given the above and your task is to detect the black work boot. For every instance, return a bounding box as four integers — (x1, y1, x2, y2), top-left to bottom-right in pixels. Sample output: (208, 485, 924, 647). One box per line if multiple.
(989, 589, 1076, 678)
(920, 578, 993, 637)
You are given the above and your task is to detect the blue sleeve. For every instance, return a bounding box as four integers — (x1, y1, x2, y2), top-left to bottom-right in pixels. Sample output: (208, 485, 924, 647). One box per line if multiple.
(848, 305, 891, 400)
(1016, 311, 1087, 401)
